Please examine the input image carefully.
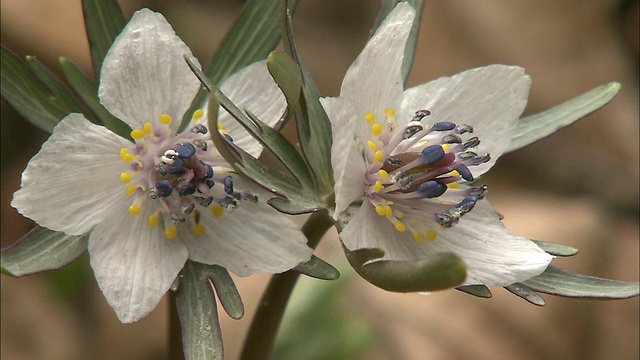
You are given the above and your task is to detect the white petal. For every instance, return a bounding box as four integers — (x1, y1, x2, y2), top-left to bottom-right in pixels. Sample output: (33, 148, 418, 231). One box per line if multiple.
(99, 8, 201, 130)
(181, 202, 312, 277)
(340, 2, 415, 140)
(11, 114, 131, 235)
(216, 61, 287, 157)
(320, 97, 367, 219)
(422, 200, 552, 286)
(89, 206, 188, 323)
(401, 65, 531, 176)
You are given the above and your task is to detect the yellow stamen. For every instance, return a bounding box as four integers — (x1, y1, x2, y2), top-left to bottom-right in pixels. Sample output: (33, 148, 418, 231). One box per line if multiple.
(413, 230, 423, 243)
(394, 221, 407, 232)
(126, 184, 137, 196)
(211, 204, 224, 217)
(164, 226, 178, 239)
(193, 223, 206, 235)
(426, 229, 437, 241)
(375, 205, 386, 216)
(395, 210, 405, 219)
(120, 172, 132, 183)
(128, 204, 141, 216)
(385, 108, 396, 118)
(374, 150, 384, 163)
(385, 205, 393, 218)
(365, 112, 375, 124)
(159, 114, 172, 125)
(367, 140, 378, 152)
(192, 109, 204, 121)
(378, 169, 389, 179)
(143, 122, 153, 135)
(447, 182, 460, 189)
(131, 129, 145, 140)
(371, 123, 383, 136)
(442, 144, 451, 152)
(373, 180, 383, 193)
(119, 148, 134, 162)
(148, 213, 158, 228)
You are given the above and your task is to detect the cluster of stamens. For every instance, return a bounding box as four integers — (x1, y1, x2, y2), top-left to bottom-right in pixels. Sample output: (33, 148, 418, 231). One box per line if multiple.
(363, 108, 489, 243)
(118, 110, 257, 239)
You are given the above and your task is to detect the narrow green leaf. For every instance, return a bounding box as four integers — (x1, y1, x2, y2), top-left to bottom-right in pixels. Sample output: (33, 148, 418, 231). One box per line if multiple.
(81, 0, 126, 77)
(1, 226, 88, 277)
(505, 283, 546, 306)
(508, 82, 621, 152)
(344, 246, 466, 292)
(372, 0, 426, 82)
(176, 261, 224, 360)
(293, 255, 340, 280)
(25, 56, 87, 115)
(2, 47, 76, 132)
(267, 196, 323, 215)
(206, 265, 245, 320)
(59, 57, 132, 140)
(531, 239, 579, 257)
(456, 284, 492, 298)
(523, 265, 640, 299)
(282, 5, 334, 194)
(266, 50, 302, 130)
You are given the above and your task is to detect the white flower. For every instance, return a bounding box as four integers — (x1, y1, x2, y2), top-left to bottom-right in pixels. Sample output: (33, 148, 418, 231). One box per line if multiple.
(320, 3, 552, 287)
(11, 9, 312, 323)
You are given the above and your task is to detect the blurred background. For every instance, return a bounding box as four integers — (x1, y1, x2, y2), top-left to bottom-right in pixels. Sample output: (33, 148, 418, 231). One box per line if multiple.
(1, 0, 638, 359)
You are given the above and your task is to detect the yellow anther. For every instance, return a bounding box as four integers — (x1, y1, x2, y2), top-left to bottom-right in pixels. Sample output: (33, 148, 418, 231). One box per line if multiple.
(131, 129, 145, 140)
(164, 226, 178, 239)
(192, 109, 204, 121)
(365, 112, 375, 124)
(211, 204, 224, 217)
(450, 170, 460, 176)
(426, 229, 437, 241)
(373, 180, 383, 193)
(159, 114, 172, 125)
(447, 182, 460, 189)
(367, 140, 378, 152)
(442, 144, 451, 152)
(395, 210, 405, 219)
(143, 122, 153, 134)
(375, 205, 386, 216)
(128, 204, 141, 216)
(120, 148, 134, 162)
(148, 213, 158, 228)
(126, 184, 137, 196)
(120, 172, 132, 183)
(377, 169, 389, 179)
(385, 205, 393, 218)
(374, 150, 384, 163)
(413, 230, 423, 243)
(193, 223, 206, 235)
(371, 123, 383, 136)
(385, 108, 396, 118)
(394, 221, 407, 232)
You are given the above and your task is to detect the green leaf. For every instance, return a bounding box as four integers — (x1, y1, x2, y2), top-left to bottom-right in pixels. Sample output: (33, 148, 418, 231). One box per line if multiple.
(508, 82, 621, 152)
(282, 5, 334, 194)
(293, 255, 340, 280)
(184, 0, 300, 130)
(504, 283, 546, 306)
(81, 0, 126, 77)
(176, 261, 224, 360)
(2, 46, 80, 133)
(266, 50, 302, 130)
(59, 57, 132, 140)
(344, 246, 466, 292)
(25, 56, 87, 116)
(456, 284, 492, 298)
(206, 265, 244, 320)
(372, 0, 426, 82)
(531, 239, 579, 257)
(523, 265, 640, 299)
(1, 226, 88, 277)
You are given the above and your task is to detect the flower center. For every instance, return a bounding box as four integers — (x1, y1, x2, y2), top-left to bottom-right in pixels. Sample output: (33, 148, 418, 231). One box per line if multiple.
(118, 110, 257, 239)
(362, 108, 488, 243)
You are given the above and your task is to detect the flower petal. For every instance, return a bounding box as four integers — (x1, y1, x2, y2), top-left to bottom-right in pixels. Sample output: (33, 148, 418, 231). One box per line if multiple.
(401, 65, 531, 176)
(181, 202, 312, 277)
(421, 200, 552, 286)
(11, 114, 131, 235)
(99, 8, 201, 130)
(216, 61, 287, 157)
(89, 206, 189, 323)
(320, 97, 367, 219)
(339, 2, 415, 140)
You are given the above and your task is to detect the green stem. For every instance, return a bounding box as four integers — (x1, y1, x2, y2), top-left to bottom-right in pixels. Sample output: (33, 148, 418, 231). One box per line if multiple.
(239, 210, 334, 360)
(168, 290, 185, 360)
